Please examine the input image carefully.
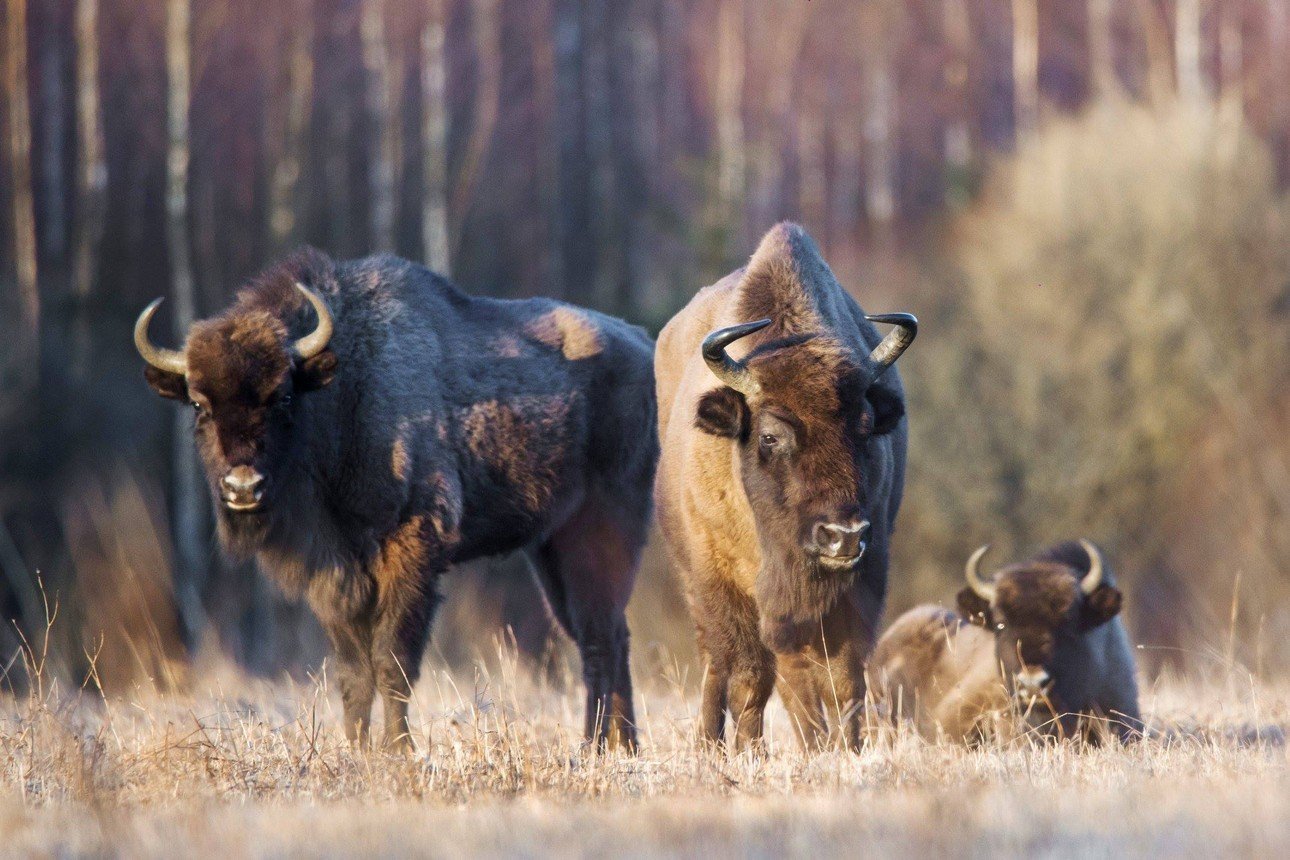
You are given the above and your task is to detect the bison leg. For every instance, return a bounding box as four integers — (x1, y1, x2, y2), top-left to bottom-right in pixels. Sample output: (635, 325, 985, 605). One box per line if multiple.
(315, 613, 376, 747)
(370, 585, 439, 753)
(527, 500, 641, 752)
(367, 516, 444, 754)
(728, 660, 776, 753)
(775, 653, 827, 750)
(698, 658, 729, 747)
(690, 578, 776, 752)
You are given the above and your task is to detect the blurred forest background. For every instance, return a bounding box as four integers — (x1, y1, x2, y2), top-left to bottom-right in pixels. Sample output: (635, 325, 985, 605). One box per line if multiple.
(1, 0, 1289, 693)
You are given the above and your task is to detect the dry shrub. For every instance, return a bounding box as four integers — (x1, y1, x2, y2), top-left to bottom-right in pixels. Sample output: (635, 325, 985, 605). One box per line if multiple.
(897, 100, 1290, 673)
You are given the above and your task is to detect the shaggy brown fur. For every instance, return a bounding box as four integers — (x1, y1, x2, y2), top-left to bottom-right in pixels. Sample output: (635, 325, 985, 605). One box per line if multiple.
(654, 223, 912, 751)
(872, 541, 1144, 743)
(139, 248, 657, 752)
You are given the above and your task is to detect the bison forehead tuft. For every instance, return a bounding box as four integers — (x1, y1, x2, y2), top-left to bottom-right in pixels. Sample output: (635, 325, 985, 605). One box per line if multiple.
(744, 334, 861, 417)
(185, 311, 291, 402)
(995, 564, 1081, 624)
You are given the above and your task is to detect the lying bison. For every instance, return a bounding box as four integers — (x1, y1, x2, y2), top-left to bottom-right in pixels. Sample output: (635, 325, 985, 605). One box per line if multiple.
(869, 540, 1143, 743)
(135, 249, 656, 751)
(654, 222, 917, 750)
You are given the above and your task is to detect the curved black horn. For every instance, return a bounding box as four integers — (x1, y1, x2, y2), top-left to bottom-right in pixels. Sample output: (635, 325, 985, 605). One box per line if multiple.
(701, 318, 772, 394)
(864, 312, 918, 378)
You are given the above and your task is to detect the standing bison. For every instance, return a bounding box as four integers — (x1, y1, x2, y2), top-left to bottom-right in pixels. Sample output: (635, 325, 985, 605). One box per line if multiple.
(870, 540, 1143, 743)
(135, 249, 656, 751)
(654, 223, 917, 750)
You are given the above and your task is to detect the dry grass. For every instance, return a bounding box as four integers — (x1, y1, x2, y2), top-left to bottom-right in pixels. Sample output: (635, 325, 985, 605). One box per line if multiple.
(1, 634, 1287, 858)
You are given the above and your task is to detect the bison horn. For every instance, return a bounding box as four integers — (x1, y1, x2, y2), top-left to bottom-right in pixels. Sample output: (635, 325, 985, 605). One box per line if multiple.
(1078, 539, 1104, 594)
(964, 543, 997, 602)
(701, 318, 772, 395)
(133, 298, 188, 376)
(292, 282, 334, 360)
(864, 313, 918, 378)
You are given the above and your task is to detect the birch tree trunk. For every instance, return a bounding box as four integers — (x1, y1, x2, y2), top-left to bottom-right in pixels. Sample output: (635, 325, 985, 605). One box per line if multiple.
(421, 0, 450, 273)
(362, 0, 395, 251)
(269, 0, 313, 251)
(165, 0, 206, 648)
(714, 0, 745, 209)
(1219, 3, 1242, 113)
(1175, 0, 1204, 102)
(1011, 0, 1038, 138)
(943, 0, 972, 176)
(73, 0, 106, 303)
(5, 0, 38, 335)
(860, 2, 896, 232)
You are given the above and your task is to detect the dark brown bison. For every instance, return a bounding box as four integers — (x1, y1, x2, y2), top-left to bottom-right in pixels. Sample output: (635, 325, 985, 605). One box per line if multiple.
(870, 540, 1143, 743)
(134, 249, 656, 751)
(654, 223, 917, 750)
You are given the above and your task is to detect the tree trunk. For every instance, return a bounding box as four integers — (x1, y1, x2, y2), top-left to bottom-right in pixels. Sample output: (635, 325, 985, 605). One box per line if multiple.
(1011, 0, 1038, 138)
(1088, 0, 1115, 97)
(1219, 3, 1242, 113)
(420, 0, 450, 274)
(1175, 0, 1204, 102)
(943, 0, 972, 176)
(268, 0, 314, 252)
(73, 0, 105, 302)
(361, 0, 395, 251)
(165, 0, 206, 649)
(860, 2, 897, 232)
(714, 0, 745, 210)
(5, 0, 38, 335)
(451, 0, 501, 264)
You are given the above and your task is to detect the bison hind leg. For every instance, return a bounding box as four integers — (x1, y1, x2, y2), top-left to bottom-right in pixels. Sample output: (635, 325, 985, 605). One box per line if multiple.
(526, 498, 643, 753)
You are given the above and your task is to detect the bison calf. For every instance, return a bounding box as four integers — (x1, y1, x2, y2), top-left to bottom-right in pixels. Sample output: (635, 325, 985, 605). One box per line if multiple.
(870, 540, 1142, 743)
(135, 250, 656, 751)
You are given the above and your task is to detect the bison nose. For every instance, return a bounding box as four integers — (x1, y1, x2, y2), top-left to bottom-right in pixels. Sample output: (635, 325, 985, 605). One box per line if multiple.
(1015, 666, 1050, 692)
(810, 519, 870, 560)
(220, 467, 265, 510)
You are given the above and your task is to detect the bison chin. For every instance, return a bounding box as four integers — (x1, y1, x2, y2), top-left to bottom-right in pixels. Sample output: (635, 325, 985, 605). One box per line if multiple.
(754, 551, 856, 654)
(215, 506, 274, 559)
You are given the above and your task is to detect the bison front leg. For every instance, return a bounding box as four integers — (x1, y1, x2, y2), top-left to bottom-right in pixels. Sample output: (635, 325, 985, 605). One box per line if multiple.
(370, 517, 443, 753)
(370, 587, 438, 753)
(728, 660, 775, 753)
(775, 653, 827, 750)
(315, 611, 376, 747)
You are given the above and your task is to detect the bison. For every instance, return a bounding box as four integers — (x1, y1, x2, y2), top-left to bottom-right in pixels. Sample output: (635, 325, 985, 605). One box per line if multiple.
(654, 223, 917, 750)
(869, 540, 1143, 743)
(134, 249, 657, 751)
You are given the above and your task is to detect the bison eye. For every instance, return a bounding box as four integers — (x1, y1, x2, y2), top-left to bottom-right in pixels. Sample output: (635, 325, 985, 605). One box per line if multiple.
(759, 433, 779, 448)
(190, 401, 210, 418)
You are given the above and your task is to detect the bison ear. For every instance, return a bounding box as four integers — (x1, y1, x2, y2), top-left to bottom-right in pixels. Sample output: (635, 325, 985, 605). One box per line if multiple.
(294, 348, 338, 392)
(1079, 584, 1122, 631)
(144, 366, 188, 402)
(695, 387, 749, 440)
(956, 587, 994, 628)
(866, 383, 905, 436)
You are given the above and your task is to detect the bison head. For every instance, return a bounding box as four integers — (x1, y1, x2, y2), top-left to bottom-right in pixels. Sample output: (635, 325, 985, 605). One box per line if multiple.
(957, 540, 1122, 698)
(134, 283, 336, 551)
(693, 313, 915, 651)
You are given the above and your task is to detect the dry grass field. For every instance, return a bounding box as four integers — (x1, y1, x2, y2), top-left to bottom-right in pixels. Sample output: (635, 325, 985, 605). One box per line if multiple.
(1, 633, 1288, 859)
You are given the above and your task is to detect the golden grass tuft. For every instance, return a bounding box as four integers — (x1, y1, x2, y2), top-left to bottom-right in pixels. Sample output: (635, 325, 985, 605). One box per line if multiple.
(1, 634, 1287, 856)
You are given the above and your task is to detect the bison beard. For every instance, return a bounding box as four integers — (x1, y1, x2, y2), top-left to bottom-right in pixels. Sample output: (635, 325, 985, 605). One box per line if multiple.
(755, 539, 860, 653)
(134, 249, 657, 752)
